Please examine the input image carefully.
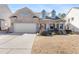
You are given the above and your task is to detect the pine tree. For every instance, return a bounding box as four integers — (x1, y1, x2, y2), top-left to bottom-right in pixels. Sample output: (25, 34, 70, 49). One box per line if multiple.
(58, 13, 66, 19)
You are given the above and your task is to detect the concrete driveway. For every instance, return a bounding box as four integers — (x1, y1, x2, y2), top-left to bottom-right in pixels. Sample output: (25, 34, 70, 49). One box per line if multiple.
(0, 33, 36, 54)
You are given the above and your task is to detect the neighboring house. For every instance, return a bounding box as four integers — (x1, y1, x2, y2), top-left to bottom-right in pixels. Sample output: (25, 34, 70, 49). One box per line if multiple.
(0, 4, 12, 31)
(65, 7, 79, 32)
(10, 7, 40, 33)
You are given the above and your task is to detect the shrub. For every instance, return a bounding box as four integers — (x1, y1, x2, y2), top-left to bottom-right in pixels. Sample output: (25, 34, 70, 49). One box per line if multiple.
(40, 31, 48, 36)
(40, 30, 52, 36)
(65, 30, 72, 34)
(47, 30, 52, 36)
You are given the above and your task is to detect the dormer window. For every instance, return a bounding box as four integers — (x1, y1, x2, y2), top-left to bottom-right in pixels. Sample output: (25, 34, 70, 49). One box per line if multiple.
(41, 10, 46, 19)
(20, 13, 29, 16)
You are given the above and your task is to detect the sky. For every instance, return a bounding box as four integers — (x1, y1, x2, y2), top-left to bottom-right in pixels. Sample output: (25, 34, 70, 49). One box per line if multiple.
(8, 4, 79, 15)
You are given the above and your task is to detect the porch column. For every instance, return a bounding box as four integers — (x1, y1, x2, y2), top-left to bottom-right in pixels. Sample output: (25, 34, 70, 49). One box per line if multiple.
(59, 24, 61, 30)
(63, 23, 65, 30)
(55, 23, 56, 28)
(57, 23, 59, 30)
(46, 24, 49, 31)
(39, 24, 46, 33)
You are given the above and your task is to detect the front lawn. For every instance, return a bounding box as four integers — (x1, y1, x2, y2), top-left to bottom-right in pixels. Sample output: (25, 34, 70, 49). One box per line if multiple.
(32, 35, 79, 54)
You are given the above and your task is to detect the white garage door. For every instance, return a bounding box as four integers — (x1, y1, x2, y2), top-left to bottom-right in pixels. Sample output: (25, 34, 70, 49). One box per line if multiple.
(14, 23, 37, 33)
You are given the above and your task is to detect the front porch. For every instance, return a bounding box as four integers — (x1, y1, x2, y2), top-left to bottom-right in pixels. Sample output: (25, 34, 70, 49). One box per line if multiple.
(46, 23, 65, 31)
(39, 19, 66, 35)
(39, 19, 65, 33)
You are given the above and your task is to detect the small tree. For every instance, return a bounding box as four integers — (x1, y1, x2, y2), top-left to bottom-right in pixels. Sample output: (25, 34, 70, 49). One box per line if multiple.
(58, 13, 66, 19)
(61, 13, 66, 18)
(58, 13, 62, 18)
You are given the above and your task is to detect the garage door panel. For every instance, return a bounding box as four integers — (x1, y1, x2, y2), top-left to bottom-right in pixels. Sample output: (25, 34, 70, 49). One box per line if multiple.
(14, 23, 37, 33)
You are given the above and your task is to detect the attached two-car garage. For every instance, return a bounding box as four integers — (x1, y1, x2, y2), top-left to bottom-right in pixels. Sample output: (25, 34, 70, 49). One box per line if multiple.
(13, 23, 38, 33)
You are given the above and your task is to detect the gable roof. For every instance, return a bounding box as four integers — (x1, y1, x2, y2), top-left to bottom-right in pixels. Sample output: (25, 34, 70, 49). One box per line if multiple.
(45, 16, 60, 19)
(11, 7, 35, 16)
(0, 4, 12, 19)
(66, 7, 79, 17)
(40, 19, 66, 24)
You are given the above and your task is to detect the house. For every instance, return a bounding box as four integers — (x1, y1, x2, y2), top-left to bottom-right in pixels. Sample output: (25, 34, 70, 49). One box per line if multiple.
(37, 9, 66, 33)
(9, 7, 40, 33)
(10, 7, 66, 33)
(65, 7, 79, 33)
(0, 4, 12, 31)
(39, 19, 66, 33)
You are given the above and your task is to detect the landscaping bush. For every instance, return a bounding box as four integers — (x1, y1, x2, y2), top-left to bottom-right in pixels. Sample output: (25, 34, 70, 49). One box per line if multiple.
(47, 30, 52, 36)
(54, 29, 67, 35)
(65, 30, 72, 34)
(40, 31, 48, 36)
(59, 30, 66, 35)
(40, 30, 52, 36)
(54, 28, 59, 34)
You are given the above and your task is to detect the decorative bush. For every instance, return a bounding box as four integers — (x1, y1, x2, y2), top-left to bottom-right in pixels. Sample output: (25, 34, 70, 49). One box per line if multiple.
(40, 30, 52, 36)
(40, 31, 48, 36)
(65, 30, 72, 34)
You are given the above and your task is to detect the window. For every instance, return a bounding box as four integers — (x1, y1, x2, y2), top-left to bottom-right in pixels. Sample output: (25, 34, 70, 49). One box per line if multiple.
(71, 17, 74, 21)
(68, 19, 70, 22)
(60, 24, 63, 29)
(50, 24, 55, 29)
(50, 26, 54, 29)
(20, 13, 29, 16)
